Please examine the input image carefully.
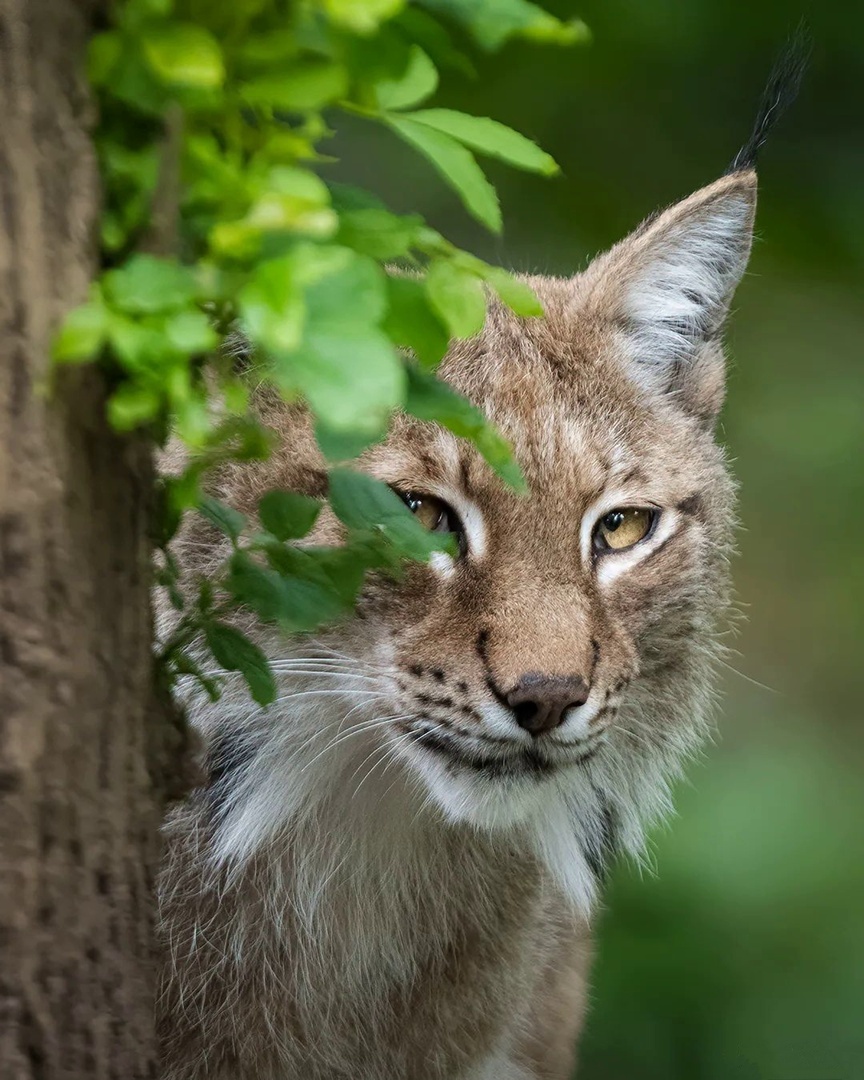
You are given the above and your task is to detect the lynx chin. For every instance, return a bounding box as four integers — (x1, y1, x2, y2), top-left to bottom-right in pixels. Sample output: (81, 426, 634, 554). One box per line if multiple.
(156, 65, 802, 1080)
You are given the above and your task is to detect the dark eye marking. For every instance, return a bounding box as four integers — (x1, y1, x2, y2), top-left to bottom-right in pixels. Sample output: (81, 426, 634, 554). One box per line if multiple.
(458, 457, 472, 493)
(676, 493, 705, 519)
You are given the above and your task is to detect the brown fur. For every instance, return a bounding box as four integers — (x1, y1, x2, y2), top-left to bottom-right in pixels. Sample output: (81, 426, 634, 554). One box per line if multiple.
(157, 171, 756, 1078)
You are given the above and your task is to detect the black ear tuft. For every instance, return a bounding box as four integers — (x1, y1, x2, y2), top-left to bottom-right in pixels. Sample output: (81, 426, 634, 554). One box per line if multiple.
(727, 25, 810, 174)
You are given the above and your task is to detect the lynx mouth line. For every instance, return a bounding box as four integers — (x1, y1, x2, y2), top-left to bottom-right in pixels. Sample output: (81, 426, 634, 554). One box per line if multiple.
(398, 723, 600, 778)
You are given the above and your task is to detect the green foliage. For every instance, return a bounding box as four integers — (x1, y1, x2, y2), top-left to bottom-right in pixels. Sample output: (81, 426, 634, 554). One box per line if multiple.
(258, 491, 322, 541)
(402, 109, 560, 174)
(386, 115, 502, 231)
(204, 622, 275, 704)
(62, 0, 584, 701)
(328, 467, 458, 558)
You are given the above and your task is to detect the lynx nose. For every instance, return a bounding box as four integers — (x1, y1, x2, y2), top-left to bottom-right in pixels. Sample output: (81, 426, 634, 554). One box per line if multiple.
(506, 673, 590, 736)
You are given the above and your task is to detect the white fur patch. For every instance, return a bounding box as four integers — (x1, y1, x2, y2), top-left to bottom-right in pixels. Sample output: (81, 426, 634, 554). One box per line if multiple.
(429, 550, 456, 579)
(454, 494, 488, 558)
(464, 1052, 536, 1080)
(427, 491, 487, 579)
(622, 194, 753, 385)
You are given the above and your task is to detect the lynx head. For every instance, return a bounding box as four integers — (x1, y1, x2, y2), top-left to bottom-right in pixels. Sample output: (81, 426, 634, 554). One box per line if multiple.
(189, 170, 756, 911)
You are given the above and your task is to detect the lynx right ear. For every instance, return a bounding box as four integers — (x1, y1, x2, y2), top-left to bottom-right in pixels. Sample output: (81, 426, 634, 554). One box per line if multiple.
(582, 170, 757, 420)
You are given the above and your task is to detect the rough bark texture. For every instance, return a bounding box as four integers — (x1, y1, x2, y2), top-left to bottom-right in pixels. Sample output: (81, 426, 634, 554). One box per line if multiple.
(0, 1, 183, 1075)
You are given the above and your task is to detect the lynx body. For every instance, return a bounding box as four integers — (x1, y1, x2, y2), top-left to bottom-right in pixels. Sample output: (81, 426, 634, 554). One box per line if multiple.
(158, 167, 758, 1079)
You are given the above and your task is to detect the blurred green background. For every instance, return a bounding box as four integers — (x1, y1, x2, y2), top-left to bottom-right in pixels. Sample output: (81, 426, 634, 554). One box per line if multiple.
(334, 1, 864, 1076)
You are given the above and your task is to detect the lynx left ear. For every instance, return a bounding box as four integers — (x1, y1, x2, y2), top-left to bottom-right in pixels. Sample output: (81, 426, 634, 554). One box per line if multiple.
(584, 169, 757, 420)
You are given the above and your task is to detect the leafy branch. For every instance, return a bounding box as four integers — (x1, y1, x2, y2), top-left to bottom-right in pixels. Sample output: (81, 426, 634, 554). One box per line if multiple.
(56, 0, 587, 703)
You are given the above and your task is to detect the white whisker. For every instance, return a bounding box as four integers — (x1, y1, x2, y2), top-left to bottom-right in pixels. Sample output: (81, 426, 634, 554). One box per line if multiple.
(299, 714, 404, 774)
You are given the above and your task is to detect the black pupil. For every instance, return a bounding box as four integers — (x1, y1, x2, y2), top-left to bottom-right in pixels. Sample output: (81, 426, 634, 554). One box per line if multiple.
(406, 493, 444, 530)
(603, 511, 625, 532)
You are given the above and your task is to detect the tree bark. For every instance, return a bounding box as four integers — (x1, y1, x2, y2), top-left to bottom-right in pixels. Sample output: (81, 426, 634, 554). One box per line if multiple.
(0, 1, 184, 1075)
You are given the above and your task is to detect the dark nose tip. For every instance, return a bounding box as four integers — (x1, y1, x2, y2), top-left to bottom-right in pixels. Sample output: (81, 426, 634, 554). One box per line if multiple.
(506, 672, 590, 736)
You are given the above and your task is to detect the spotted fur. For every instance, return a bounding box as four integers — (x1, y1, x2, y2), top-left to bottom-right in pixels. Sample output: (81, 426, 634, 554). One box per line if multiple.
(157, 170, 756, 1078)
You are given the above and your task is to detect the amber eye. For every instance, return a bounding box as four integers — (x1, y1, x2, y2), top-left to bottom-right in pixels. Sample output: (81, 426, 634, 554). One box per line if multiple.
(399, 491, 460, 536)
(594, 508, 657, 553)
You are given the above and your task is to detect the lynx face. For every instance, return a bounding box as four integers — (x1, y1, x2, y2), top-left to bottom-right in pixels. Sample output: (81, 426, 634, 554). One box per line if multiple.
(355, 318, 733, 834)
(190, 170, 754, 910)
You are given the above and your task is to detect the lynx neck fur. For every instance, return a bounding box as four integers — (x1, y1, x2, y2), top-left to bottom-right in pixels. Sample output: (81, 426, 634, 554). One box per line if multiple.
(157, 167, 759, 1079)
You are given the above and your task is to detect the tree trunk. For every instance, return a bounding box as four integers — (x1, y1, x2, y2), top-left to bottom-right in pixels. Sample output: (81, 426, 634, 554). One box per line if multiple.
(0, 1, 183, 1075)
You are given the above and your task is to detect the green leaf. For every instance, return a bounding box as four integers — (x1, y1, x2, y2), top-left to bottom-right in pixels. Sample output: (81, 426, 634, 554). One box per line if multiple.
(88, 32, 122, 87)
(173, 391, 213, 448)
(383, 275, 449, 368)
(301, 546, 367, 604)
(386, 116, 500, 232)
(103, 255, 197, 315)
(213, 168, 338, 254)
(239, 256, 306, 353)
(204, 622, 275, 706)
(336, 208, 422, 260)
(154, 479, 183, 547)
(226, 550, 345, 630)
(237, 29, 300, 67)
(439, 252, 543, 316)
(405, 109, 558, 174)
(279, 329, 404, 433)
(303, 248, 387, 327)
(377, 46, 438, 111)
(328, 468, 456, 559)
(169, 650, 221, 702)
(141, 24, 225, 88)
(416, 0, 589, 51)
(52, 301, 109, 363)
(106, 316, 173, 373)
(203, 416, 274, 463)
(155, 562, 185, 612)
(344, 26, 413, 92)
(289, 242, 354, 288)
(394, 8, 475, 76)
(241, 61, 348, 111)
(267, 251, 405, 432)
(164, 309, 220, 354)
(476, 265, 543, 317)
(405, 366, 526, 490)
(225, 552, 287, 622)
(258, 490, 321, 541)
(107, 383, 162, 430)
(425, 259, 487, 339)
(314, 418, 383, 461)
(323, 0, 405, 34)
(131, 0, 174, 14)
(328, 183, 388, 212)
(199, 496, 247, 542)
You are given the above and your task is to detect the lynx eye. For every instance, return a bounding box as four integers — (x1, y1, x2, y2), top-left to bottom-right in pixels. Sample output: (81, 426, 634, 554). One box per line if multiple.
(399, 491, 459, 536)
(594, 508, 657, 553)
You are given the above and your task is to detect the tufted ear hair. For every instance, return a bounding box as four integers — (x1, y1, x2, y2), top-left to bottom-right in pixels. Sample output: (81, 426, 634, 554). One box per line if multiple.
(582, 169, 757, 421)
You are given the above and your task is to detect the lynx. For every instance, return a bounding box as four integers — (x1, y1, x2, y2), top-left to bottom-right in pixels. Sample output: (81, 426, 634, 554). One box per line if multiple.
(157, 60, 802, 1080)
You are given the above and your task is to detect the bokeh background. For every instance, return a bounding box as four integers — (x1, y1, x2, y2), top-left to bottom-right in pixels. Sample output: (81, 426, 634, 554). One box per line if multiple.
(334, 2, 864, 1076)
